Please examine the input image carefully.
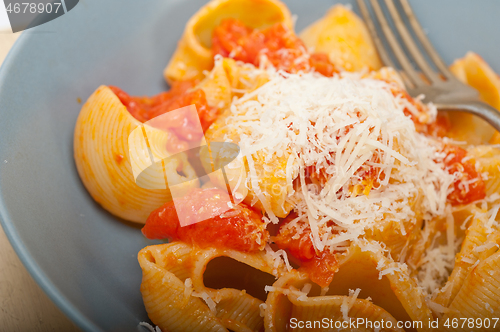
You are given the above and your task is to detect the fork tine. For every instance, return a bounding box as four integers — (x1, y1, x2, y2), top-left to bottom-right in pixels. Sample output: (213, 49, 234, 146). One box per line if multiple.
(399, 0, 455, 80)
(357, 0, 412, 87)
(367, 0, 424, 87)
(357, 0, 397, 69)
(384, 0, 441, 84)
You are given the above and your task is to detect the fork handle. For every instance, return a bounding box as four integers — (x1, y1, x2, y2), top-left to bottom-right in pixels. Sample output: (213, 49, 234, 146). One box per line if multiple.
(435, 100, 500, 133)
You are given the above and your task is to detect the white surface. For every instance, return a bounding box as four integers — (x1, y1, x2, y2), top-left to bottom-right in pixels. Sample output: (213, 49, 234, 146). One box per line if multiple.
(0, 1, 11, 31)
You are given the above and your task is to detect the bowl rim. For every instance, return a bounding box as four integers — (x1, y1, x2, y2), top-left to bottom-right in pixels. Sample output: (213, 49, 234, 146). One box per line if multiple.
(0, 31, 101, 332)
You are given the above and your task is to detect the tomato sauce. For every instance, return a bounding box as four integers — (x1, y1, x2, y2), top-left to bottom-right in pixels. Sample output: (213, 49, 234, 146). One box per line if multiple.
(142, 188, 269, 252)
(389, 88, 483, 204)
(274, 216, 338, 287)
(212, 18, 336, 77)
(390, 87, 451, 137)
(442, 145, 486, 205)
(110, 82, 218, 133)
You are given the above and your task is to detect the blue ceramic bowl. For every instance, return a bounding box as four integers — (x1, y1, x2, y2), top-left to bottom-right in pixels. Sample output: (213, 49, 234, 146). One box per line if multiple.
(0, 0, 499, 331)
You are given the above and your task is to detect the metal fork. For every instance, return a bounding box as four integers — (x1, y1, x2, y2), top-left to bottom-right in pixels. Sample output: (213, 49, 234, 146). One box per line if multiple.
(357, 0, 500, 132)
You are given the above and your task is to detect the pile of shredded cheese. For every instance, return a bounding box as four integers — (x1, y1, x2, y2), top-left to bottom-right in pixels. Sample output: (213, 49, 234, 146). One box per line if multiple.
(223, 68, 457, 255)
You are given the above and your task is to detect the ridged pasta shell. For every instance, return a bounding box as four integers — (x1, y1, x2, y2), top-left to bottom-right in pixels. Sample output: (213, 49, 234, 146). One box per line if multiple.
(138, 243, 228, 332)
(299, 4, 382, 72)
(189, 246, 284, 293)
(213, 288, 265, 332)
(205, 116, 298, 218)
(73, 86, 198, 223)
(203, 68, 299, 217)
(164, 0, 293, 83)
(468, 145, 500, 196)
(445, 52, 500, 145)
(440, 249, 500, 331)
(342, 241, 432, 321)
(196, 58, 233, 109)
(365, 217, 423, 262)
(138, 242, 285, 332)
(264, 241, 432, 332)
(433, 208, 490, 307)
(264, 270, 403, 332)
(450, 52, 500, 111)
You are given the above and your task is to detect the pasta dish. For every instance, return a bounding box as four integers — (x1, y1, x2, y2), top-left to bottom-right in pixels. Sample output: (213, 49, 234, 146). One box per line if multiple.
(73, 0, 500, 331)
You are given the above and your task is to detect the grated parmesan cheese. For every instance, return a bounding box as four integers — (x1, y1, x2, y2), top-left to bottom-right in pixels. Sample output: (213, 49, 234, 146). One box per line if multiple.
(192, 291, 217, 314)
(265, 245, 292, 273)
(264, 285, 310, 300)
(474, 241, 499, 253)
(259, 303, 267, 317)
(209, 60, 497, 299)
(427, 300, 452, 316)
(138, 322, 162, 332)
(340, 288, 362, 321)
(486, 204, 500, 233)
(222, 68, 456, 253)
(460, 256, 476, 264)
(185, 277, 218, 314)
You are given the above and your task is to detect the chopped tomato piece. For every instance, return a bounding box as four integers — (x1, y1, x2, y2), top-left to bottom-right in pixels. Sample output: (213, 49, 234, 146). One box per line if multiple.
(212, 18, 336, 76)
(274, 223, 316, 262)
(300, 251, 339, 288)
(390, 86, 451, 137)
(425, 113, 452, 138)
(274, 216, 338, 287)
(142, 188, 269, 252)
(442, 145, 486, 205)
(388, 87, 483, 204)
(309, 53, 337, 77)
(109, 82, 218, 132)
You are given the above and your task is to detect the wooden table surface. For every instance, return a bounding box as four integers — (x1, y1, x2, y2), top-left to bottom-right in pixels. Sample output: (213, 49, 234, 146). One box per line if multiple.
(0, 31, 81, 332)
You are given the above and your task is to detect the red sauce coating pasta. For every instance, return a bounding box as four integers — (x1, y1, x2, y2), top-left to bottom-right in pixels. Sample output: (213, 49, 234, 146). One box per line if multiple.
(212, 18, 336, 77)
(142, 188, 269, 252)
(274, 216, 338, 287)
(443, 145, 486, 205)
(385, 86, 483, 204)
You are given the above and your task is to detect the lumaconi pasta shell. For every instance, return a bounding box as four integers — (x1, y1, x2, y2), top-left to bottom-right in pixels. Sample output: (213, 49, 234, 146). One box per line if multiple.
(440, 249, 500, 330)
(450, 52, 500, 111)
(163, 0, 293, 83)
(365, 218, 420, 262)
(196, 58, 233, 110)
(138, 243, 228, 332)
(365, 194, 424, 262)
(332, 242, 432, 326)
(446, 52, 500, 145)
(433, 207, 490, 308)
(468, 145, 500, 196)
(264, 241, 432, 332)
(189, 246, 285, 292)
(138, 242, 285, 332)
(128, 106, 199, 193)
(264, 270, 403, 332)
(73, 86, 198, 223)
(299, 4, 382, 72)
(213, 289, 264, 332)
